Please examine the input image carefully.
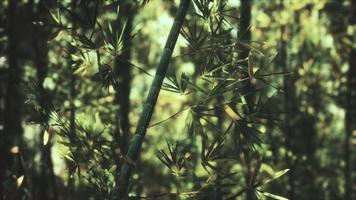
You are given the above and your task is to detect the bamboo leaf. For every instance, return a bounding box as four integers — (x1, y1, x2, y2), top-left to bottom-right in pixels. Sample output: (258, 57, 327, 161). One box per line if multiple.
(263, 192, 289, 200)
(16, 175, 24, 188)
(224, 104, 241, 121)
(43, 129, 50, 145)
(240, 95, 247, 105)
(48, 29, 62, 41)
(48, 11, 60, 25)
(261, 169, 290, 185)
(63, 153, 75, 163)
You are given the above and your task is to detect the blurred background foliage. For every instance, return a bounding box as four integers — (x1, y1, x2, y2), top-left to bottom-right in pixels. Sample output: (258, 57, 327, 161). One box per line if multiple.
(0, 0, 355, 199)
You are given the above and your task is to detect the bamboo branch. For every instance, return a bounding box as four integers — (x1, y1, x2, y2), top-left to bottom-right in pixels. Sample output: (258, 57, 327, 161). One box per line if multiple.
(116, 0, 191, 198)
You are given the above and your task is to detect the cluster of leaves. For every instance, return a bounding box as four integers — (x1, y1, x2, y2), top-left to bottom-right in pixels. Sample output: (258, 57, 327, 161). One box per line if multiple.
(27, 0, 289, 199)
(149, 1, 289, 199)
(27, 80, 117, 198)
(27, 0, 141, 197)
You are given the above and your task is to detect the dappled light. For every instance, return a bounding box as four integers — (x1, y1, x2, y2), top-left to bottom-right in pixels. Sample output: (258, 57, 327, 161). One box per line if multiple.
(0, 0, 355, 199)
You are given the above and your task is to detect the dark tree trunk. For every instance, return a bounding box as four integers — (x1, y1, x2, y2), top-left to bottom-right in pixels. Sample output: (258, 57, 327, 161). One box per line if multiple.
(214, 88, 224, 200)
(238, 0, 252, 61)
(280, 23, 296, 200)
(0, 1, 24, 199)
(67, 27, 77, 200)
(324, 1, 353, 199)
(237, 1, 254, 199)
(112, 1, 134, 194)
(0, 6, 6, 186)
(344, 1, 356, 197)
(283, 9, 320, 198)
(65, 2, 79, 198)
(345, 48, 355, 200)
(114, 1, 134, 156)
(31, 1, 58, 199)
(238, 0, 252, 101)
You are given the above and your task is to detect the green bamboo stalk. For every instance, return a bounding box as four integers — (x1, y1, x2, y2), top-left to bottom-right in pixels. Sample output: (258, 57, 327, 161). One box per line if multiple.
(116, 0, 191, 198)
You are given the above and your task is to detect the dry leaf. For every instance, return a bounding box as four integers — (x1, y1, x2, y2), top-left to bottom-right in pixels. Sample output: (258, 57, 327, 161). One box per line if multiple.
(224, 104, 241, 121)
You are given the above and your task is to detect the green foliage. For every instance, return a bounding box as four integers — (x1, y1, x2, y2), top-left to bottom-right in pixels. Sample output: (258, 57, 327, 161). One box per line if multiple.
(1, 0, 354, 199)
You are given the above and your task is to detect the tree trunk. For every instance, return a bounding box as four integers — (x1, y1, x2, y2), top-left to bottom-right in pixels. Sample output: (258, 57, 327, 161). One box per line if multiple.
(237, 1, 254, 199)
(344, 2, 356, 198)
(0, 1, 24, 199)
(113, 0, 134, 193)
(345, 48, 355, 200)
(114, 0, 134, 164)
(32, 1, 58, 199)
(280, 23, 296, 200)
(238, 0, 252, 60)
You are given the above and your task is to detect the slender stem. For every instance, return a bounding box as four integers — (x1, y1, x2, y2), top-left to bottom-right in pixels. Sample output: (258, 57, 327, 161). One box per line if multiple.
(116, 0, 191, 198)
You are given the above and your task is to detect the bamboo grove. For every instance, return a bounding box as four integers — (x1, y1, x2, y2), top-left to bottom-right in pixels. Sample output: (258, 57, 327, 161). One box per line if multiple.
(0, 0, 355, 200)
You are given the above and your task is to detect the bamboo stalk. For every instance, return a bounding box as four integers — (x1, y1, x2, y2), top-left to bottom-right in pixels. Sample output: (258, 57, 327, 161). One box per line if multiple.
(116, 0, 191, 198)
